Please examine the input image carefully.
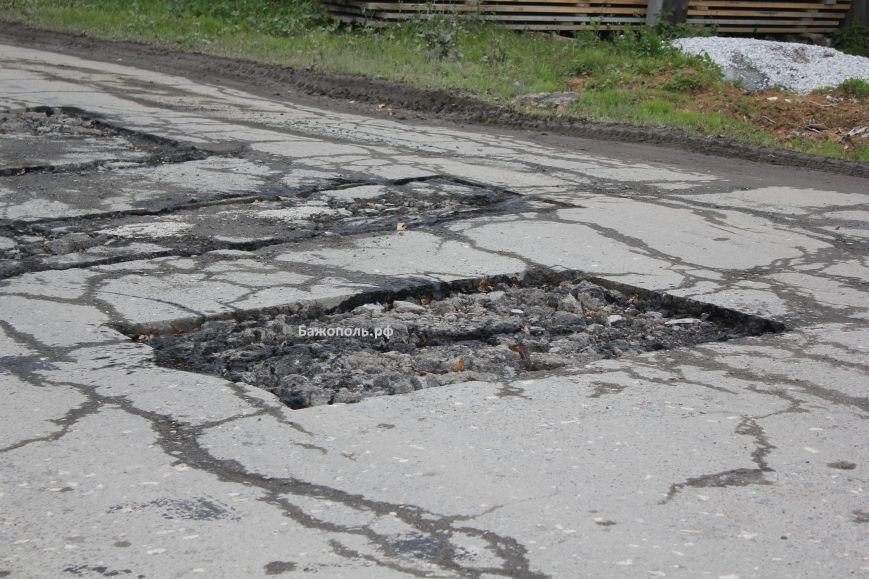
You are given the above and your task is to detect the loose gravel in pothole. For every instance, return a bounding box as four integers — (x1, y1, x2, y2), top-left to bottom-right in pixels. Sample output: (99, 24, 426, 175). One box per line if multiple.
(0, 108, 151, 171)
(674, 37, 869, 94)
(149, 274, 780, 408)
(1, 108, 108, 138)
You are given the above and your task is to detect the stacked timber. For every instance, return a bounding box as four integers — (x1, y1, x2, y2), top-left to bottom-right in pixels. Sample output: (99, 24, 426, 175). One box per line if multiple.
(319, 0, 648, 30)
(320, 0, 854, 34)
(685, 0, 851, 33)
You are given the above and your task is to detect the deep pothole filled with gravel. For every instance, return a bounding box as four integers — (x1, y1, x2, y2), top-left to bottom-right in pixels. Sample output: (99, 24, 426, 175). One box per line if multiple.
(148, 271, 783, 408)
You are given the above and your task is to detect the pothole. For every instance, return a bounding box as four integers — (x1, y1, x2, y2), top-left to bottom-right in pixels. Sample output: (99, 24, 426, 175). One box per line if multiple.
(0, 107, 201, 174)
(0, 178, 544, 277)
(146, 269, 784, 409)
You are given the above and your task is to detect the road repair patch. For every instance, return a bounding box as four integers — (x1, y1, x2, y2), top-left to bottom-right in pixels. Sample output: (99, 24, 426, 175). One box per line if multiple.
(147, 269, 783, 408)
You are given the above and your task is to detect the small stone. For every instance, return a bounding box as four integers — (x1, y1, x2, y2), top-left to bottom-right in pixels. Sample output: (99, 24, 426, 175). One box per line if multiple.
(392, 300, 426, 314)
(607, 315, 625, 326)
(514, 92, 580, 108)
(665, 318, 703, 326)
(281, 385, 332, 408)
(827, 461, 857, 470)
(510, 309, 524, 315)
(479, 290, 506, 302)
(352, 303, 384, 315)
(332, 388, 362, 404)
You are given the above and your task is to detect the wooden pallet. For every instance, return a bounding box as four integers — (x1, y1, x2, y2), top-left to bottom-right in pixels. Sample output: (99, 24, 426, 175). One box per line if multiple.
(685, 0, 851, 33)
(320, 0, 648, 30)
(321, 0, 854, 33)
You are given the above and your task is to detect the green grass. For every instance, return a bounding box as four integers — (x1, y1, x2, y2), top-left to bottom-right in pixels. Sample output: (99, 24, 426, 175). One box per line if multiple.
(832, 78, 869, 99)
(1, 0, 866, 162)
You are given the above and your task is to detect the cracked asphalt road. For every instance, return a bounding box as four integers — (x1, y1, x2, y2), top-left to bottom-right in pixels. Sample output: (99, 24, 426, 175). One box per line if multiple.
(0, 39, 867, 579)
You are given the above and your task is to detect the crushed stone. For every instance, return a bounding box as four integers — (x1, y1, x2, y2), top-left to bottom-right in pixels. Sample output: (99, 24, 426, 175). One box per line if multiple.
(674, 37, 869, 93)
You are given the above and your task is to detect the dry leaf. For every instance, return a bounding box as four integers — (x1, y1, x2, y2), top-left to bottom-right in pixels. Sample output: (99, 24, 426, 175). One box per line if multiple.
(628, 294, 640, 304)
(477, 277, 492, 293)
(396, 221, 408, 231)
(450, 358, 465, 373)
(420, 296, 432, 305)
(521, 325, 531, 335)
(509, 344, 527, 360)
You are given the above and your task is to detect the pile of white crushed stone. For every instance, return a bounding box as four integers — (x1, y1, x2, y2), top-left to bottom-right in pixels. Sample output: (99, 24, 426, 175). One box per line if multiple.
(673, 37, 869, 94)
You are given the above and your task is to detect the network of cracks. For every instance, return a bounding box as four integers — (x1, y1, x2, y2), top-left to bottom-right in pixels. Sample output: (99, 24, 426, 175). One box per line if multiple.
(0, 107, 547, 279)
(0, 108, 787, 410)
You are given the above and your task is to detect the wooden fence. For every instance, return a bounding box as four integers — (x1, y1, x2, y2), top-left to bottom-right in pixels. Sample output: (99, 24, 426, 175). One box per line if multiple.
(320, 0, 864, 33)
(321, 0, 647, 30)
(684, 0, 851, 33)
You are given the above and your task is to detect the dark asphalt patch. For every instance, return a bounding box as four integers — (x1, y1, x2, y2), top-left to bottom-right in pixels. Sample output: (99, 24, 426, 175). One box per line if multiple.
(0, 177, 540, 278)
(0, 106, 205, 176)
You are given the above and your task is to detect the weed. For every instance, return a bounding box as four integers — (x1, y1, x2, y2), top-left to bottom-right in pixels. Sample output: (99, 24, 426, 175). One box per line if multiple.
(662, 72, 703, 93)
(410, 12, 467, 61)
(832, 78, 869, 99)
(831, 23, 869, 57)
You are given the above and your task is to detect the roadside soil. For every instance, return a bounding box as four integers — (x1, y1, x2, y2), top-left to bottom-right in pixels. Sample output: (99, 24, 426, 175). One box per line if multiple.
(570, 72, 869, 152)
(2, 22, 869, 178)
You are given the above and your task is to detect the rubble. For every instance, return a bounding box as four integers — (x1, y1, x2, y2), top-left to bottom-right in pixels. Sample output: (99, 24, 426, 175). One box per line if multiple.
(149, 272, 781, 408)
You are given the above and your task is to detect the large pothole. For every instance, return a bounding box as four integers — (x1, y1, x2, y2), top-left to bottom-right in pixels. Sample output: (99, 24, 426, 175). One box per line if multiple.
(147, 269, 783, 409)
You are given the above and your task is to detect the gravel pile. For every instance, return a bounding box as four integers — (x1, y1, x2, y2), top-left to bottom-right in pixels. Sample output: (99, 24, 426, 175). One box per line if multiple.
(150, 278, 765, 408)
(674, 37, 869, 94)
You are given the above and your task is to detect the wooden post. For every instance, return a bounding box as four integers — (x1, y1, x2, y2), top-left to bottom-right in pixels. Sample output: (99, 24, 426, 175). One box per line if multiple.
(646, 0, 664, 26)
(845, 0, 868, 25)
(660, 0, 688, 24)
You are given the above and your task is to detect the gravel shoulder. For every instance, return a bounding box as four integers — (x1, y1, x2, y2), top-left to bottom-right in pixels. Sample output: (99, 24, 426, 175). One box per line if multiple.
(2, 22, 869, 178)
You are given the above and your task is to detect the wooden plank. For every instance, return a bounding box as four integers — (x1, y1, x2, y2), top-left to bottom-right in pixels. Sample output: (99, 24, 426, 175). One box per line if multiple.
(690, 1, 849, 8)
(477, 5, 647, 13)
(688, 9, 845, 17)
(687, 17, 843, 23)
(465, 0, 649, 4)
(505, 23, 630, 27)
(713, 25, 839, 30)
(355, 1, 647, 9)
(348, 12, 634, 26)
(477, 13, 646, 19)
(365, 11, 645, 20)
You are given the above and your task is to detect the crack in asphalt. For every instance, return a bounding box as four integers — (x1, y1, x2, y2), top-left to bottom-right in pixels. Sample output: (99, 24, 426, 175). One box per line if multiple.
(2, 345, 544, 578)
(662, 416, 775, 504)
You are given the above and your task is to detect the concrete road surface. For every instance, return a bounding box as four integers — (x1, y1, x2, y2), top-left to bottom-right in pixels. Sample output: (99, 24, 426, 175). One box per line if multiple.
(0, 40, 867, 578)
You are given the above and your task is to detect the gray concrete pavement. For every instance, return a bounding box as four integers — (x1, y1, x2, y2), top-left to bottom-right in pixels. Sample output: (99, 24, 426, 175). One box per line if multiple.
(0, 43, 867, 578)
